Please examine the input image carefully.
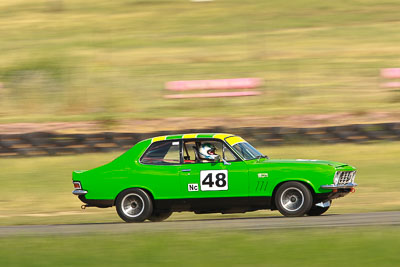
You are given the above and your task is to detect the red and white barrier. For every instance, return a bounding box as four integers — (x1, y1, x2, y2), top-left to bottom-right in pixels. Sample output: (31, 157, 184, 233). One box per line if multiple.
(381, 82, 400, 88)
(165, 91, 261, 99)
(381, 68, 400, 79)
(166, 78, 262, 91)
(381, 68, 400, 89)
(164, 78, 263, 99)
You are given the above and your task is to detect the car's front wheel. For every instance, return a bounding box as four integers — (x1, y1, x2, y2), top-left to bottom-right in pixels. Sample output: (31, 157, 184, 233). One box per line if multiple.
(115, 188, 153, 223)
(275, 181, 313, 217)
(307, 201, 331, 216)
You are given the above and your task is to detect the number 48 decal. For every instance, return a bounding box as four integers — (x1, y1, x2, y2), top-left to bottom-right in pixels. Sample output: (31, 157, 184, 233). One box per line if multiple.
(200, 170, 228, 191)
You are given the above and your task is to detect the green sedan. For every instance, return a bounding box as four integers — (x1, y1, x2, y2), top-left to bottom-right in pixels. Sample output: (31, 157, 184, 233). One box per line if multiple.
(72, 133, 357, 222)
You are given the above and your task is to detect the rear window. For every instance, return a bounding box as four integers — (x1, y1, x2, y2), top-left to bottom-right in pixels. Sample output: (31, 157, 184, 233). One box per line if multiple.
(141, 141, 181, 165)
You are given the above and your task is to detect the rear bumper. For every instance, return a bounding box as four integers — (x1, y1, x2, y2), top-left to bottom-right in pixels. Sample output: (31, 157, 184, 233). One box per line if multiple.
(78, 195, 113, 208)
(72, 189, 88, 195)
(320, 183, 357, 190)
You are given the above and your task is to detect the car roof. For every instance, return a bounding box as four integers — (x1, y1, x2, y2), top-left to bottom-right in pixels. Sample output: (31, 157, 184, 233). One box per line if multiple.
(148, 133, 238, 143)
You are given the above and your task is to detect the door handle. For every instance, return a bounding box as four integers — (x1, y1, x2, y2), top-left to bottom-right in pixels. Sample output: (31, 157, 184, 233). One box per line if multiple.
(181, 169, 191, 172)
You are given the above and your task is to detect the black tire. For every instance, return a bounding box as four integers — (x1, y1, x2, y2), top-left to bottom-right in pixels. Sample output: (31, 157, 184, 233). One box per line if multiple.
(115, 188, 153, 223)
(275, 181, 313, 217)
(307, 201, 331, 216)
(148, 210, 173, 222)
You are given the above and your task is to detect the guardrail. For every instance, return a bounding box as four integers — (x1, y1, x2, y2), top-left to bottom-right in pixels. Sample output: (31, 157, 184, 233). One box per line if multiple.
(0, 122, 399, 157)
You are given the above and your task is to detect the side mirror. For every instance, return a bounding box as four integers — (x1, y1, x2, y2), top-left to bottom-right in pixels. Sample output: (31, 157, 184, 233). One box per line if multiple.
(222, 158, 231, 165)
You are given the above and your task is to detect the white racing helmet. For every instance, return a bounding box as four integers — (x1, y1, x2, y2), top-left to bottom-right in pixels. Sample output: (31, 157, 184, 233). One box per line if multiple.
(199, 143, 220, 161)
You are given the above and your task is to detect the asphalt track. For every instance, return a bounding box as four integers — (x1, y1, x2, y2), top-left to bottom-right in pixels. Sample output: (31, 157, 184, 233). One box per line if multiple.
(0, 211, 399, 236)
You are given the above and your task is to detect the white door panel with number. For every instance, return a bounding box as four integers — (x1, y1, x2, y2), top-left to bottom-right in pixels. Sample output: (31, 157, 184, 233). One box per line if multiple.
(180, 161, 248, 198)
(200, 170, 228, 191)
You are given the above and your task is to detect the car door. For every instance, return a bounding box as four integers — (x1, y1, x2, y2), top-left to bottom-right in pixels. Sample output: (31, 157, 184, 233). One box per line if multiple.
(136, 140, 183, 199)
(180, 139, 249, 199)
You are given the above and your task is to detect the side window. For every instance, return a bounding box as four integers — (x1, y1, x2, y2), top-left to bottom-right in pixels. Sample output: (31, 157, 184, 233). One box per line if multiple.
(182, 141, 197, 163)
(223, 144, 238, 162)
(141, 141, 181, 165)
(182, 140, 238, 163)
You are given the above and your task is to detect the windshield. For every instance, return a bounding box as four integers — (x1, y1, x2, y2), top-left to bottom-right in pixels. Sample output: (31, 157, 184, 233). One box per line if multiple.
(231, 141, 264, 160)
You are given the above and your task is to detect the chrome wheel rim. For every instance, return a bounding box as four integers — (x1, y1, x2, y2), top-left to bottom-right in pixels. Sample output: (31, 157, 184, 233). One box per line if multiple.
(121, 193, 145, 218)
(280, 187, 304, 212)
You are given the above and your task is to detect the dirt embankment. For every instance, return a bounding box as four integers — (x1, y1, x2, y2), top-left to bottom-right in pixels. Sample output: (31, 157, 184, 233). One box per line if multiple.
(0, 111, 399, 134)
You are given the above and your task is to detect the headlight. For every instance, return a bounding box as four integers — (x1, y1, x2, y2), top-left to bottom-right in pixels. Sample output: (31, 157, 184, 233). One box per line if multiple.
(333, 172, 339, 185)
(351, 171, 356, 183)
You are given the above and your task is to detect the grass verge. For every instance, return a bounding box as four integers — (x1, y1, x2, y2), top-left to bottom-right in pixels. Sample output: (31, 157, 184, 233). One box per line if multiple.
(0, 226, 399, 266)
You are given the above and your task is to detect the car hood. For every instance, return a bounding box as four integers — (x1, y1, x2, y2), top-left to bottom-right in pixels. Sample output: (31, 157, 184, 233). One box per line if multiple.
(262, 159, 350, 168)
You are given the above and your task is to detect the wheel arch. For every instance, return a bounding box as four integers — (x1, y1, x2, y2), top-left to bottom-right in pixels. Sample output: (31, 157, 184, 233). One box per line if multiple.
(270, 180, 316, 210)
(114, 187, 155, 206)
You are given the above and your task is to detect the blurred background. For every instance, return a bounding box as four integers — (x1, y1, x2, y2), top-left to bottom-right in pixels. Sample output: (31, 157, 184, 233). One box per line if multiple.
(1, 0, 399, 128)
(1, 0, 400, 266)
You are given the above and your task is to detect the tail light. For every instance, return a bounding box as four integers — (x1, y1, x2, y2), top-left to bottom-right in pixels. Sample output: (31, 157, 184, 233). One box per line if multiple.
(73, 181, 82, 189)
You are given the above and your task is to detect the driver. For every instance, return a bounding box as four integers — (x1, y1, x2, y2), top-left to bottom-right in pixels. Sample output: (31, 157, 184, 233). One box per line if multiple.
(198, 143, 220, 162)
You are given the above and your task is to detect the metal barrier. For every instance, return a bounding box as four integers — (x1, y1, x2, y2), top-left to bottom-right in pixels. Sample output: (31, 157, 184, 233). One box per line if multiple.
(0, 122, 399, 157)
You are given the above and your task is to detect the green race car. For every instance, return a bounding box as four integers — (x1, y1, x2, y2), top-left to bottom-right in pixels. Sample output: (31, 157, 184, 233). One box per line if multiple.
(72, 133, 357, 222)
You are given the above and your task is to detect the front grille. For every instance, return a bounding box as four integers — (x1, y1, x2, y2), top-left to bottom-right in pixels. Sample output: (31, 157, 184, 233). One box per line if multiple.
(335, 171, 356, 185)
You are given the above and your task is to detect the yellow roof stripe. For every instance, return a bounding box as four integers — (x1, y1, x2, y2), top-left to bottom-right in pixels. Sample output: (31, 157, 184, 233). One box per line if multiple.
(183, 134, 197, 139)
(213, 133, 232, 140)
(150, 133, 238, 143)
(226, 136, 245, 146)
(152, 136, 166, 142)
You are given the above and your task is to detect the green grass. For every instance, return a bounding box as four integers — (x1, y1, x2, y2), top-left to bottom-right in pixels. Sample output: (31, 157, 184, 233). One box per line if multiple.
(1, 0, 400, 123)
(1, 226, 399, 266)
(0, 141, 399, 225)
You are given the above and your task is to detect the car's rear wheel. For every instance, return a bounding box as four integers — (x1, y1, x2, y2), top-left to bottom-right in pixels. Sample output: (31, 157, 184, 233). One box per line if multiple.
(148, 210, 173, 222)
(307, 201, 331, 216)
(115, 188, 153, 223)
(275, 182, 313, 217)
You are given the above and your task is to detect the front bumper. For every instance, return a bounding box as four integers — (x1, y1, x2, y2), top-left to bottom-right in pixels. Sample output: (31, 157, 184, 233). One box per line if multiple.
(72, 189, 88, 195)
(314, 188, 354, 203)
(320, 183, 357, 190)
